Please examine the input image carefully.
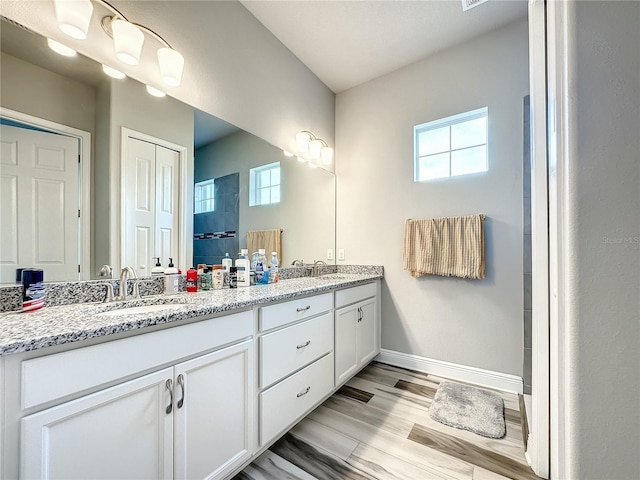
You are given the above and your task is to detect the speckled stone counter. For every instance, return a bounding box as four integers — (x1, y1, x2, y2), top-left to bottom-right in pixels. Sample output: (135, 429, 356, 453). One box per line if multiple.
(0, 270, 382, 356)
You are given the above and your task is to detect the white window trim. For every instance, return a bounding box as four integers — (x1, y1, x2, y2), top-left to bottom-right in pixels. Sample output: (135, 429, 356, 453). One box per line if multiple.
(194, 179, 215, 214)
(249, 161, 281, 207)
(414, 106, 488, 182)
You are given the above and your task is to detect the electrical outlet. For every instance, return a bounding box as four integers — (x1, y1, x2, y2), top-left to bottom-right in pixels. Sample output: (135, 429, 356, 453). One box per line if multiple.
(338, 249, 345, 261)
(327, 248, 334, 261)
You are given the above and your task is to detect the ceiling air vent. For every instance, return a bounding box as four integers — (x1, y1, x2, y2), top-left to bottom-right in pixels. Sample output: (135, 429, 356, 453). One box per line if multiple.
(461, 0, 489, 11)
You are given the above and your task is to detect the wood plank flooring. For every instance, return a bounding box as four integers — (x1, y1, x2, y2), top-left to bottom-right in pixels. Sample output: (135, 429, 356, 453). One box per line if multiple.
(233, 362, 539, 480)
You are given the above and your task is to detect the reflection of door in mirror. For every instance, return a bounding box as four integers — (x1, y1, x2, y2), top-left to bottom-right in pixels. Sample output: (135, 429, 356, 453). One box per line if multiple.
(0, 123, 80, 283)
(122, 130, 183, 277)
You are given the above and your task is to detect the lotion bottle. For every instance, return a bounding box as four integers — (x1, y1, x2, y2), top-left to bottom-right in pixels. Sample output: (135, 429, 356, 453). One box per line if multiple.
(235, 249, 251, 287)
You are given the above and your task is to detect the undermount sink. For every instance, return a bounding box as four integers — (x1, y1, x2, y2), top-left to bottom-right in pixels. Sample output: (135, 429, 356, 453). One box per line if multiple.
(96, 303, 187, 317)
(89, 297, 188, 317)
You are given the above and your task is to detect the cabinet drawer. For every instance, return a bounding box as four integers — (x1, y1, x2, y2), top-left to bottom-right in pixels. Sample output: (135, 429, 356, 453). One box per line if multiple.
(21, 311, 253, 410)
(259, 293, 332, 331)
(260, 353, 333, 446)
(260, 312, 333, 388)
(335, 282, 377, 309)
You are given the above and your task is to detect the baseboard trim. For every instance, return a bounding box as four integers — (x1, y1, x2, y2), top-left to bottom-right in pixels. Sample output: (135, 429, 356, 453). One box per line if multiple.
(375, 349, 523, 394)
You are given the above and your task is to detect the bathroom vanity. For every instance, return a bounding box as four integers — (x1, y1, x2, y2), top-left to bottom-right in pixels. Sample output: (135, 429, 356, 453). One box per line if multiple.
(0, 272, 381, 480)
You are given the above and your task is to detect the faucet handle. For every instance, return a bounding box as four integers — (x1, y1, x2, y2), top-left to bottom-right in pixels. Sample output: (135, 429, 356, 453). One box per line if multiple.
(132, 279, 156, 299)
(97, 282, 115, 303)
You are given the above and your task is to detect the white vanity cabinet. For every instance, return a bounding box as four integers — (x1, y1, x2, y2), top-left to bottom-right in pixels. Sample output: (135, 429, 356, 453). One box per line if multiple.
(258, 293, 335, 447)
(334, 282, 381, 387)
(12, 311, 254, 480)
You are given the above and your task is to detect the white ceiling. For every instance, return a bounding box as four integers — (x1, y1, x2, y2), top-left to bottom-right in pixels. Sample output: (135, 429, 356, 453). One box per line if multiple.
(240, 0, 528, 93)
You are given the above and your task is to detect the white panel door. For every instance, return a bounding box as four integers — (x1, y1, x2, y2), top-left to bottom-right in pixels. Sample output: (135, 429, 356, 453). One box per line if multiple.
(124, 138, 156, 276)
(0, 124, 78, 283)
(173, 340, 254, 480)
(21, 368, 173, 480)
(155, 145, 179, 266)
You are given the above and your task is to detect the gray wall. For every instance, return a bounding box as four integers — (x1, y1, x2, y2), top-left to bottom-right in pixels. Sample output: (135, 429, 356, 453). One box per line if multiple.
(335, 21, 529, 376)
(195, 131, 335, 267)
(560, 1, 639, 477)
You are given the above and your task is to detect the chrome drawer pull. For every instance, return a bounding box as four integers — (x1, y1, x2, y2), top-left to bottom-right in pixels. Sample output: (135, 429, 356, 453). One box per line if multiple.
(296, 305, 311, 312)
(296, 386, 311, 398)
(165, 379, 173, 414)
(296, 340, 311, 349)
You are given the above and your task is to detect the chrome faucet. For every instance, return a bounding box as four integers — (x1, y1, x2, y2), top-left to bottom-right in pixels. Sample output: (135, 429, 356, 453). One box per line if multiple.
(311, 260, 327, 277)
(98, 264, 113, 279)
(115, 266, 137, 301)
(291, 259, 304, 267)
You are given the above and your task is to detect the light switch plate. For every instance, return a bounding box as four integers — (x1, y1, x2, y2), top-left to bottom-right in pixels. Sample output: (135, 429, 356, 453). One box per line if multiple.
(327, 248, 334, 261)
(338, 249, 345, 261)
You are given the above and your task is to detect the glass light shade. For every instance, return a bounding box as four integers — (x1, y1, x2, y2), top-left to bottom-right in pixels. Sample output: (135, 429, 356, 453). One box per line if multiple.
(157, 47, 184, 86)
(47, 38, 77, 57)
(146, 85, 166, 97)
(112, 19, 144, 66)
(296, 156, 306, 163)
(321, 146, 334, 165)
(54, 0, 93, 40)
(102, 64, 126, 79)
(296, 131, 311, 153)
(308, 139, 323, 159)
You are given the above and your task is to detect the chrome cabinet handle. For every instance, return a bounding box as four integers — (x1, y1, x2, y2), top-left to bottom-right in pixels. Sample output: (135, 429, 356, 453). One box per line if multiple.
(296, 340, 311, 349)
(357, 307, 363, 323)
(296, 386, 311, 398)
(165, 379, 173, 414)
(296, 305, 311, 312)
(177, 374, 185, 409)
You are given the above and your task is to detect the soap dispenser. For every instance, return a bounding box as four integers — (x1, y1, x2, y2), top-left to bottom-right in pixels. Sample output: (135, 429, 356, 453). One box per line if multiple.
(164, 258, 179, 294)
(151, 257, 165, 275)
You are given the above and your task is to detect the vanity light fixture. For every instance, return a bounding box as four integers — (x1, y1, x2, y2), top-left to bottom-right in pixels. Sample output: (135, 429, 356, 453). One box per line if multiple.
(146, 85, 166, 97)
(47, 38, 77, 57)
(51, 0, 185, 86)
(102, 64, 126, 79)
(295, 130, 334, 165)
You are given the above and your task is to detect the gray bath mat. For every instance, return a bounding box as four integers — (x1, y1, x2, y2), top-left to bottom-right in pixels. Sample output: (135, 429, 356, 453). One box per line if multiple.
(429, 381, 505, 438)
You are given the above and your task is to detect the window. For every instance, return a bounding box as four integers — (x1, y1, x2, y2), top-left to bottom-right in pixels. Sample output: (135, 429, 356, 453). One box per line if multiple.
(194, 179, 215, 213)
(414, 107, 488, 181)
(249, 162, 280, 206)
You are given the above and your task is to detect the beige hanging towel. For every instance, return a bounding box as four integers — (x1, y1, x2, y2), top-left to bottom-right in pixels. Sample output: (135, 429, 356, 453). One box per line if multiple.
(403, 214, 485, 279)
(247, 229, 282, 261)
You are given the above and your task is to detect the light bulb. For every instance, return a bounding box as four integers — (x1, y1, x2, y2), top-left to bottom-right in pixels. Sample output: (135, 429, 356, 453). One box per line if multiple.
(102, 64, 126, 79)
(146, 85, 166, 97)
(47, 38, 77, 57)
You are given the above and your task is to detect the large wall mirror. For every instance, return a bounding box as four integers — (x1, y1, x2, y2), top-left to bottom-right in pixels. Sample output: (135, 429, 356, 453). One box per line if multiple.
(0, 18, 335, 283)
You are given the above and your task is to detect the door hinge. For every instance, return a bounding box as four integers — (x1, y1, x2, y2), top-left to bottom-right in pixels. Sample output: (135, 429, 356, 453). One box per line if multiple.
(78, 265, 81, 273)
(78, 154, 81, 164)
(78, 209, 81, 218)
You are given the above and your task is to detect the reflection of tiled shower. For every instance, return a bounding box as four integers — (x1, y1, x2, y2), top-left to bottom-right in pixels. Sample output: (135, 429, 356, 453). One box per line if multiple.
(193, 173, 240, 266)
(523, 96, 532, 394)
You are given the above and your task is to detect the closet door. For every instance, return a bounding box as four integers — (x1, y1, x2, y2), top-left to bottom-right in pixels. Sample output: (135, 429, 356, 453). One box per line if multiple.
(123, 137, 179, 276)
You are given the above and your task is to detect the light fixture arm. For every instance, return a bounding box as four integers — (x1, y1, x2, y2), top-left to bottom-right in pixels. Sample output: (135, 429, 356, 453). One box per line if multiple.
(97, 0, 173, 49)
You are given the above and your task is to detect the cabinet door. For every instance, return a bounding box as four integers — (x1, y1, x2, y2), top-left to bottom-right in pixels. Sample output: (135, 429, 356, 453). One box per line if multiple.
(21, 368, 173, 480)
(357, 298, 378, 366)
(173, 339, 253, 480)
(334, 305, 358, 386)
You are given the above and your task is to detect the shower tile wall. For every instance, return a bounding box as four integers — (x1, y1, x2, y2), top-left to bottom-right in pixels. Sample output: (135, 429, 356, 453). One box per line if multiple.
(523, 95, 532, 394)
(193, 172, 240, 267)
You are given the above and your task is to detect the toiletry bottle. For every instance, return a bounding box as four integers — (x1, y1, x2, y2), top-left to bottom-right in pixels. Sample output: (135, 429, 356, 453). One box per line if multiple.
(186, 267, 198, 292)
(164, 258, 179, 294)
(151, 257, 165, 275)
(229, 266, 238, 288)
(270, 252, 279, 283)
(21, 269, 45, 312)
(222, 253, 233, 273)
(235, 250, 251, 287)
(256, 249, 269, 284)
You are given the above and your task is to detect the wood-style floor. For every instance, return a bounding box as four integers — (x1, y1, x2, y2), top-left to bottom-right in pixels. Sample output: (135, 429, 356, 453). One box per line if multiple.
(234, 362, 539, 480)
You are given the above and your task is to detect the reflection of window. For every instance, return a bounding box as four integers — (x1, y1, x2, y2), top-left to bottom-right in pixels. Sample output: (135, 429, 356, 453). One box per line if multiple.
(249, 162, 280, 206)
(414, 107, 488, 181)
(194, 179, 215, 213)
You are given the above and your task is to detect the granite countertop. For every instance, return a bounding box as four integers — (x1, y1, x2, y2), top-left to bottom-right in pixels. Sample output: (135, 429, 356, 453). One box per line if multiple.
(0, 273, 381, 356)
